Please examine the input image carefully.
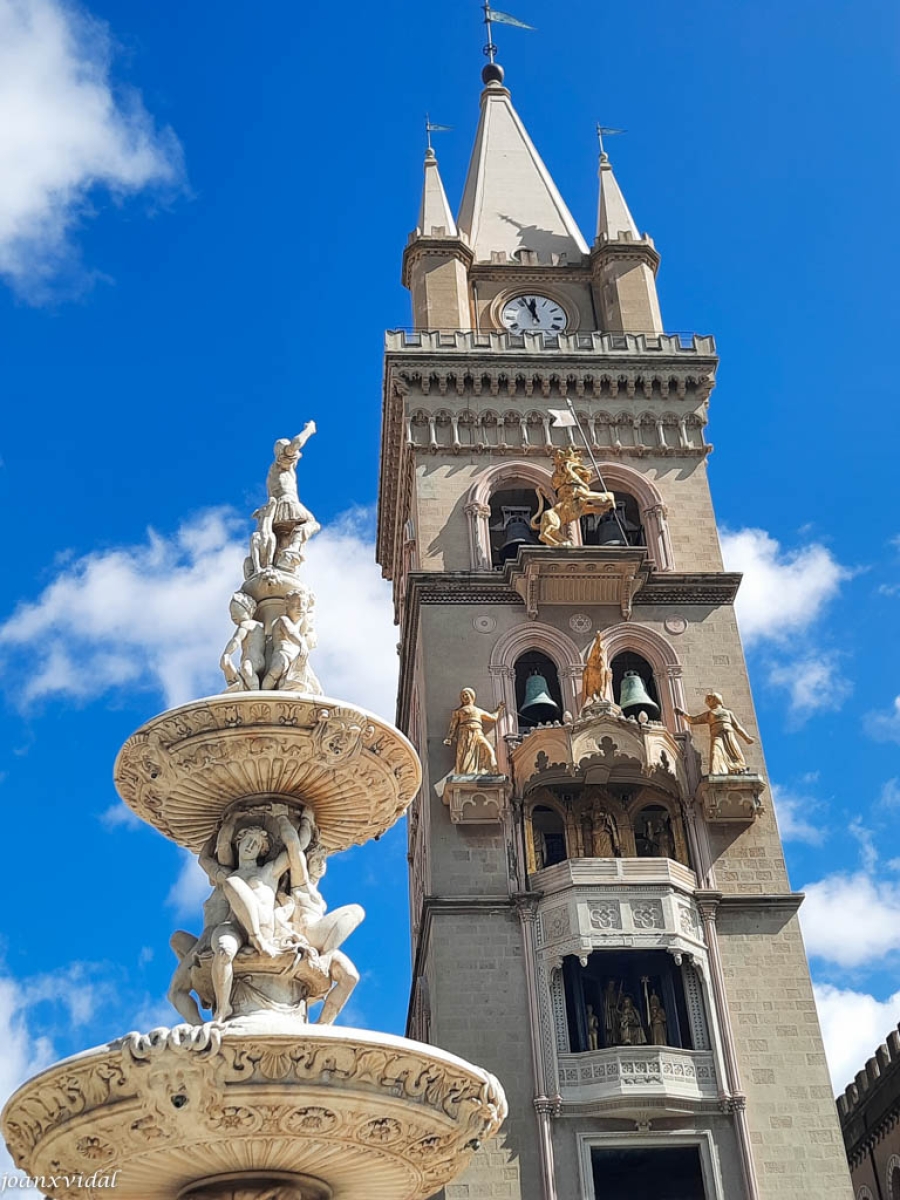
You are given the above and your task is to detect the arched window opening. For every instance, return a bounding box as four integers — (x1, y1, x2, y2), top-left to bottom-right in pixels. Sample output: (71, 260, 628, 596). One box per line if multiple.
(563, 949, 694, 1054)
(634, 805, 676, 860)
(611, 651, 660, 720)
(488, 485, 541, 567)
(891, 1164, 900, 1200)
(581, 491, 645, 548)
(531, 805, 567, 869)
(515, 650, 563, 729)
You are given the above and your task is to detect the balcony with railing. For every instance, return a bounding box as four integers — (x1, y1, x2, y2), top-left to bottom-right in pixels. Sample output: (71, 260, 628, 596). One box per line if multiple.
(385, 328, 716, 356)
(558, 1045, 718, 1113)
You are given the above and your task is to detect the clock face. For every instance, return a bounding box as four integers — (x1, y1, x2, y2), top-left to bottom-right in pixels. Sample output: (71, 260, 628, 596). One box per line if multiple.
(501, 294, 567, 333)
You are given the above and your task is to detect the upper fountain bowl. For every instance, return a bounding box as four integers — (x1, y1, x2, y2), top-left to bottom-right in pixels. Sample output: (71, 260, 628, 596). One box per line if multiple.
(114, 693, 421, 853)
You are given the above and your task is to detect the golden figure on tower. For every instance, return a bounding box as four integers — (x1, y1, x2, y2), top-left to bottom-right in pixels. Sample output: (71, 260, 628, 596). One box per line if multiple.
(581, 630, 613, 709)
(677, 691, 756, 774)
(444, 688, 505, 775)
(530, 446, 615, 548)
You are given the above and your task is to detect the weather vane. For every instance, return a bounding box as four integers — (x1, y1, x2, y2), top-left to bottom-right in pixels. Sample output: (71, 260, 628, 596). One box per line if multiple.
(482, 2, 534, 64)
(425, 114, 453, 153)
(596, 124, 626, 159)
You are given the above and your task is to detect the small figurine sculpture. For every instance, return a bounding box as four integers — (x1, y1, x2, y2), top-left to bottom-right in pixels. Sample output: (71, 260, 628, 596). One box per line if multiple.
(262, 590, 322, 693)
(586, 1003, 601, 1051)
(530, 446, 615, 548)
(220, 592, 266, 691)
(618, 994, 647, 1046)
(444, 688, 505, 776)
(648, 990, 668, 1046)
(676, 692, 756, 774)
(582, 799, 620, 858)
(581, 631, 613, 709)
(603, 979, 621, 1047)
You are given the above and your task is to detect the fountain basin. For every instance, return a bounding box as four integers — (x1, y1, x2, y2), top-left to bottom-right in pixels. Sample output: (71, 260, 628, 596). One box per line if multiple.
(2, 1024, 507, 1200)
(113, 694, 421, 852)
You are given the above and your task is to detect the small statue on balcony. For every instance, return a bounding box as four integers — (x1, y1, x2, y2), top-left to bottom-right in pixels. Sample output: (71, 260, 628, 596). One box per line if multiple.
(586, 1003, 601, 1051)
(444, 689, 505, 776)
(581, 631, 613, 710)
(676, 692, 755, 775)
(648, 990, 668, 1046)
(618, 994, 647, 1046)
(530, 446, 615, 548)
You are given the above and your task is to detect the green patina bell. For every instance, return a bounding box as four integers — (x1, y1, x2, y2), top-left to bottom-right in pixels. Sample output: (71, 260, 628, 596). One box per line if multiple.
(618, 669, 660, 718)
(520, 673, 560, 722)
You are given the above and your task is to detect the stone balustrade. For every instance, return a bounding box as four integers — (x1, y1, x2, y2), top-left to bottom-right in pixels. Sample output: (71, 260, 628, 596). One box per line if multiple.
(557, 1045, 718, 1111)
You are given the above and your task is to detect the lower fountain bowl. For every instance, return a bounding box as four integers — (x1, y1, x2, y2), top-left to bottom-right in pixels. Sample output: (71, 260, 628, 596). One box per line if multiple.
(1, 1023, 507, 1200)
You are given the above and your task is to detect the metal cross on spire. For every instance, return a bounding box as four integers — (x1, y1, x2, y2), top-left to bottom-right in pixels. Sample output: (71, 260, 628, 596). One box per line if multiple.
(481, 2, 535, 64)
(425, 115, 453, 153)
(596, 124, 626, 161)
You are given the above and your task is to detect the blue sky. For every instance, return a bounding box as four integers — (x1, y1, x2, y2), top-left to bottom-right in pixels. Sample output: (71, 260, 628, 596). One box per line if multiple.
(0, 0, 898, 1118)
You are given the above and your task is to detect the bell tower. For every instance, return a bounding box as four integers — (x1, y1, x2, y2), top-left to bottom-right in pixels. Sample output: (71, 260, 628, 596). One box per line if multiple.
(378, 58, 852, 1200)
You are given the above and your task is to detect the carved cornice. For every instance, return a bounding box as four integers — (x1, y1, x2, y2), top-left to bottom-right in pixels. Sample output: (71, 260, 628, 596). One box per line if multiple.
(633, 574, 742, 607)
(591, 238, 661, 275)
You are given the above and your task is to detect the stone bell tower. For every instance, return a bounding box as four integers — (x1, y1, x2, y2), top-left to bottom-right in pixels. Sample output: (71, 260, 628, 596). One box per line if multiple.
(377, 58, 853, 1200)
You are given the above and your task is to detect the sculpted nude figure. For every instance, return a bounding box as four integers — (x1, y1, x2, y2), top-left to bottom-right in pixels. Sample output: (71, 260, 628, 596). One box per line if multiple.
(276, 843, 364, 1025)
(200, 809, 314, 1021)
(220, 592, 266, 690)
(262, 591, 321, 693)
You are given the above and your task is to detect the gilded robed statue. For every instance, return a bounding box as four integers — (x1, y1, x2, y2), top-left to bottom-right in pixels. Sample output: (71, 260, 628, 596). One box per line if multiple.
(676, 691, 755, 774)
(444, 688, 505, 776)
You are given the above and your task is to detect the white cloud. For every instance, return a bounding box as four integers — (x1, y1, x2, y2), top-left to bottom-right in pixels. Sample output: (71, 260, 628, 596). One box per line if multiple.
(770, 784, 826, 844)
(815, 982, 900, 1092)
(0, 0, 182, 298)
(801, 871, 900, 968)
(869, 696, 900, 745)
(880, 778, 900, 808)
(167, 847, 209, 920)
(720, 527, 851, 645)
(0, 506, 399, 718)
(767, 652, 852, 718)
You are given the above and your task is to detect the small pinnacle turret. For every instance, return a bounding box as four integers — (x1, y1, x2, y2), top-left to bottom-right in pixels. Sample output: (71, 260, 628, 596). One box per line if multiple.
(596, 151, 641, 243)
(417, 147, 458, 239)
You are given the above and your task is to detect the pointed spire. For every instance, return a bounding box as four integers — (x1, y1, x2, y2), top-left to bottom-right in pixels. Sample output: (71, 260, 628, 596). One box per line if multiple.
(417, 147, 457, 238)
(457, 80, 588, 264)
(596, 152, 641, 243)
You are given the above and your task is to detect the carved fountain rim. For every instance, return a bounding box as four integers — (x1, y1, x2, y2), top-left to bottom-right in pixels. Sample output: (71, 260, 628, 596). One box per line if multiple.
(112, 692, 422, 853)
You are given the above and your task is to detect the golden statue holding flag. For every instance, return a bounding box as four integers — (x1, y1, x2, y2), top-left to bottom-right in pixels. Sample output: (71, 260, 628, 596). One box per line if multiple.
(531, 414, 615, 547)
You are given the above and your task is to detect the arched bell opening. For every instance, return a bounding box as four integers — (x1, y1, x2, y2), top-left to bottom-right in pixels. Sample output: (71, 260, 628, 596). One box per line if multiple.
(515, 650, 563, 730)
(580, 490, 645, 548)
(562, 949, 696, 1055)
(488, 485, 542, 567)
(529, 803, 568, 870)
(611, 650, 661, 721)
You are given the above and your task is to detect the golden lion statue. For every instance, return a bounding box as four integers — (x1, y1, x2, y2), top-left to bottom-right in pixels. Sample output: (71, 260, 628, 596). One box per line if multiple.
(531, 446, 615, 547)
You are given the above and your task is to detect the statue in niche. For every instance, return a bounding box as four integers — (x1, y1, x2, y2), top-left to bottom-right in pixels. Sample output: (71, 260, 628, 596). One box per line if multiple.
(648, 990, 668, 1046)
(603, 979, 622, 1048)
(586, 1004, 600, 1052)
(636, 809, 674, 859)
(444, 688, 505, 776)
(582, 798, 620, 858)
(530, 446, 615, 548)
(618, 994, 647, 1046)
(261, 589, 322, 694)
(581, 632, 613, 709)
(676, 692, 755, 775)
(220, 592, 266, 691)
(532, 825, 548, 871)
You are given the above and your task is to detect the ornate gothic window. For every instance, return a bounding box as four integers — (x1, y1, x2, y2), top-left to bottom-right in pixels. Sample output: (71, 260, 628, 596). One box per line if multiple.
(581, 490, 645, 548)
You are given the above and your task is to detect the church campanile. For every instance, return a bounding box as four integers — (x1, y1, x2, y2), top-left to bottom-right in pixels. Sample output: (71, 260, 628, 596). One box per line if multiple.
(376, 57, 852, 1200)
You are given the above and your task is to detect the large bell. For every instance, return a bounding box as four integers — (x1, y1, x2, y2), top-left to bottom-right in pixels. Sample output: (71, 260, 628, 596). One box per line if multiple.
(520, 673, 560, 724)
(590, 503, 642, 547)
(499, 515, 538, 562)
(618, 669, 660, 719)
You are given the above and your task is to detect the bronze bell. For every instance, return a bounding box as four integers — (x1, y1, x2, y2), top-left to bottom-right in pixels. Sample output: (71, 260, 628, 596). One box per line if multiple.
(520, 673, 560, 723)
(499, 515, 538, 562)
(591, 503, 641, 547)
(618, 669, 660, 718)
